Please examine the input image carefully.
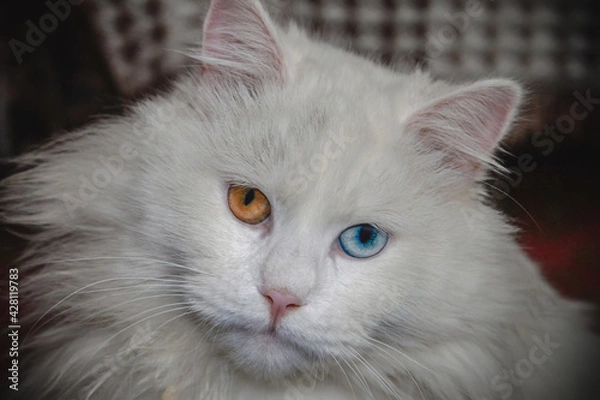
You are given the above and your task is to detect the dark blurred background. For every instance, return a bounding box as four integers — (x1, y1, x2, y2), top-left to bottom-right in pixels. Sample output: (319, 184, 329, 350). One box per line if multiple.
(0, 0, 599, 387)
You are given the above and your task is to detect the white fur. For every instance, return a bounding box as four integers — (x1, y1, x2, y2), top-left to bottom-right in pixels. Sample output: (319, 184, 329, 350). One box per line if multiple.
(1, 0, 597, 399)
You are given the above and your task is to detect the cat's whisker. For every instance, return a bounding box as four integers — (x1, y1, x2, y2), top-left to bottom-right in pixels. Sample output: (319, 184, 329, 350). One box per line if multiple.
(330, 354, 357, 399)
(482, 180, 544, 233)
(112, 303, 193, 330)
(319, 353, 328, 390)
(339, 350, 374, 400)
(37, 256, 215, 276)
(366, 337, 434, 376)
(70, 293, 190, 326)
(80, 305, 192, 369)
(184, 312, 220, 380)
(337, 357, 362, 397)
(78, 282, 189, 294)
(23, 277, 191, 341)
(23, 276, 157, 342)
(347, 346, 402, 399)
(25, 290, 188, 337)
(83, 368, 114, 400)
(198, 318, 224, 344)
(367, 337, 475, 400)
(366, 337, 436, 398)
(150, 307, 199, 333)
(74, 307, 197, 398)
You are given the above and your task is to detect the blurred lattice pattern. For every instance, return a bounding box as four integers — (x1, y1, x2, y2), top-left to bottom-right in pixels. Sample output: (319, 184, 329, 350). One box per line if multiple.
(87, 0, 600, 95)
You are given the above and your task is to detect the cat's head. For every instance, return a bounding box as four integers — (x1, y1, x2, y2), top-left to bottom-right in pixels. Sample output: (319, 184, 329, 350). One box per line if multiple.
(118, 0, 523, 382)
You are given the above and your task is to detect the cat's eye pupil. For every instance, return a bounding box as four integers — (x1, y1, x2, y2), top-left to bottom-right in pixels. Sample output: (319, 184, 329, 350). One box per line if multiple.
(227, 185, 271, 225)
(339, 223, 388, 258)
(358, 225, 374, 244)
(244, 189, 255, 206)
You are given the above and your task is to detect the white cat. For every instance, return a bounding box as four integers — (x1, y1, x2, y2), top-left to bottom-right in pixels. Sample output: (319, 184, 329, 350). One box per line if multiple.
(1, 0, 597, 399)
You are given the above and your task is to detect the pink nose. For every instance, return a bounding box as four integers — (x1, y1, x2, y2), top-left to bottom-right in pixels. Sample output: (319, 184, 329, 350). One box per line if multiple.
(261, 289, 302, 326)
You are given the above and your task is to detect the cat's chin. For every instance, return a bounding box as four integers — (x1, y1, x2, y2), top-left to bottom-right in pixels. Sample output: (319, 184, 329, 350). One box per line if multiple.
(217, 326, 316, 381)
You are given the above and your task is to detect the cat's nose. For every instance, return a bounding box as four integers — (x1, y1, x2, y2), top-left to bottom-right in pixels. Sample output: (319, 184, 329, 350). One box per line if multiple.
(261, 289, 302, 326)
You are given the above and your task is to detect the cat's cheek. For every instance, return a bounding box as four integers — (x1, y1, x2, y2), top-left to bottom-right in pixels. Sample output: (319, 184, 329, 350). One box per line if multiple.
(328, 253, 402, 325)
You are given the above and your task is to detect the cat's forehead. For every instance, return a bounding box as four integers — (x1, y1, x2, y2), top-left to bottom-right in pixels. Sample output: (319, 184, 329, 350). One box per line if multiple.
(279, 129, 420, 222)
(213, 90, 429, 229)
(200, 53, 452, 228)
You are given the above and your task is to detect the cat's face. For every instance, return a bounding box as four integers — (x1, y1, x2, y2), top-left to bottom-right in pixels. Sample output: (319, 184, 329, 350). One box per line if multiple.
(129, 0, 521, 380)
(138, 84, 421, 379)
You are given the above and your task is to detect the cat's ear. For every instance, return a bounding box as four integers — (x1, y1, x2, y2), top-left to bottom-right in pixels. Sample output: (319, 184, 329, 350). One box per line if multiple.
(406, 79, 522, 177)
(200, 0, 285, 84)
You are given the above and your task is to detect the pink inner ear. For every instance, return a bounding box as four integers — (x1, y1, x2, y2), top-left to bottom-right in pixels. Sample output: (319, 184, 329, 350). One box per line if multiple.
(201, 0, 285, 82)
(407, 81, 521, 173)
(465, 86, 517, 153)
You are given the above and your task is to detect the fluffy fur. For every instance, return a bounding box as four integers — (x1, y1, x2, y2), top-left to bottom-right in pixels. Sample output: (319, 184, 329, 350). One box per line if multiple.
(1, 0, 597, 399)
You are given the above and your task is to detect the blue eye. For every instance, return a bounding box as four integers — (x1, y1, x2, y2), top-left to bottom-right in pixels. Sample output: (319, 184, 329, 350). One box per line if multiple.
(338, 224, 388, 258)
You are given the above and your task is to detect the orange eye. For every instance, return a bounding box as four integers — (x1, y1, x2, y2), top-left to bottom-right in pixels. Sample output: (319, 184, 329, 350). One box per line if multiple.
(228, 185, 271, 224)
